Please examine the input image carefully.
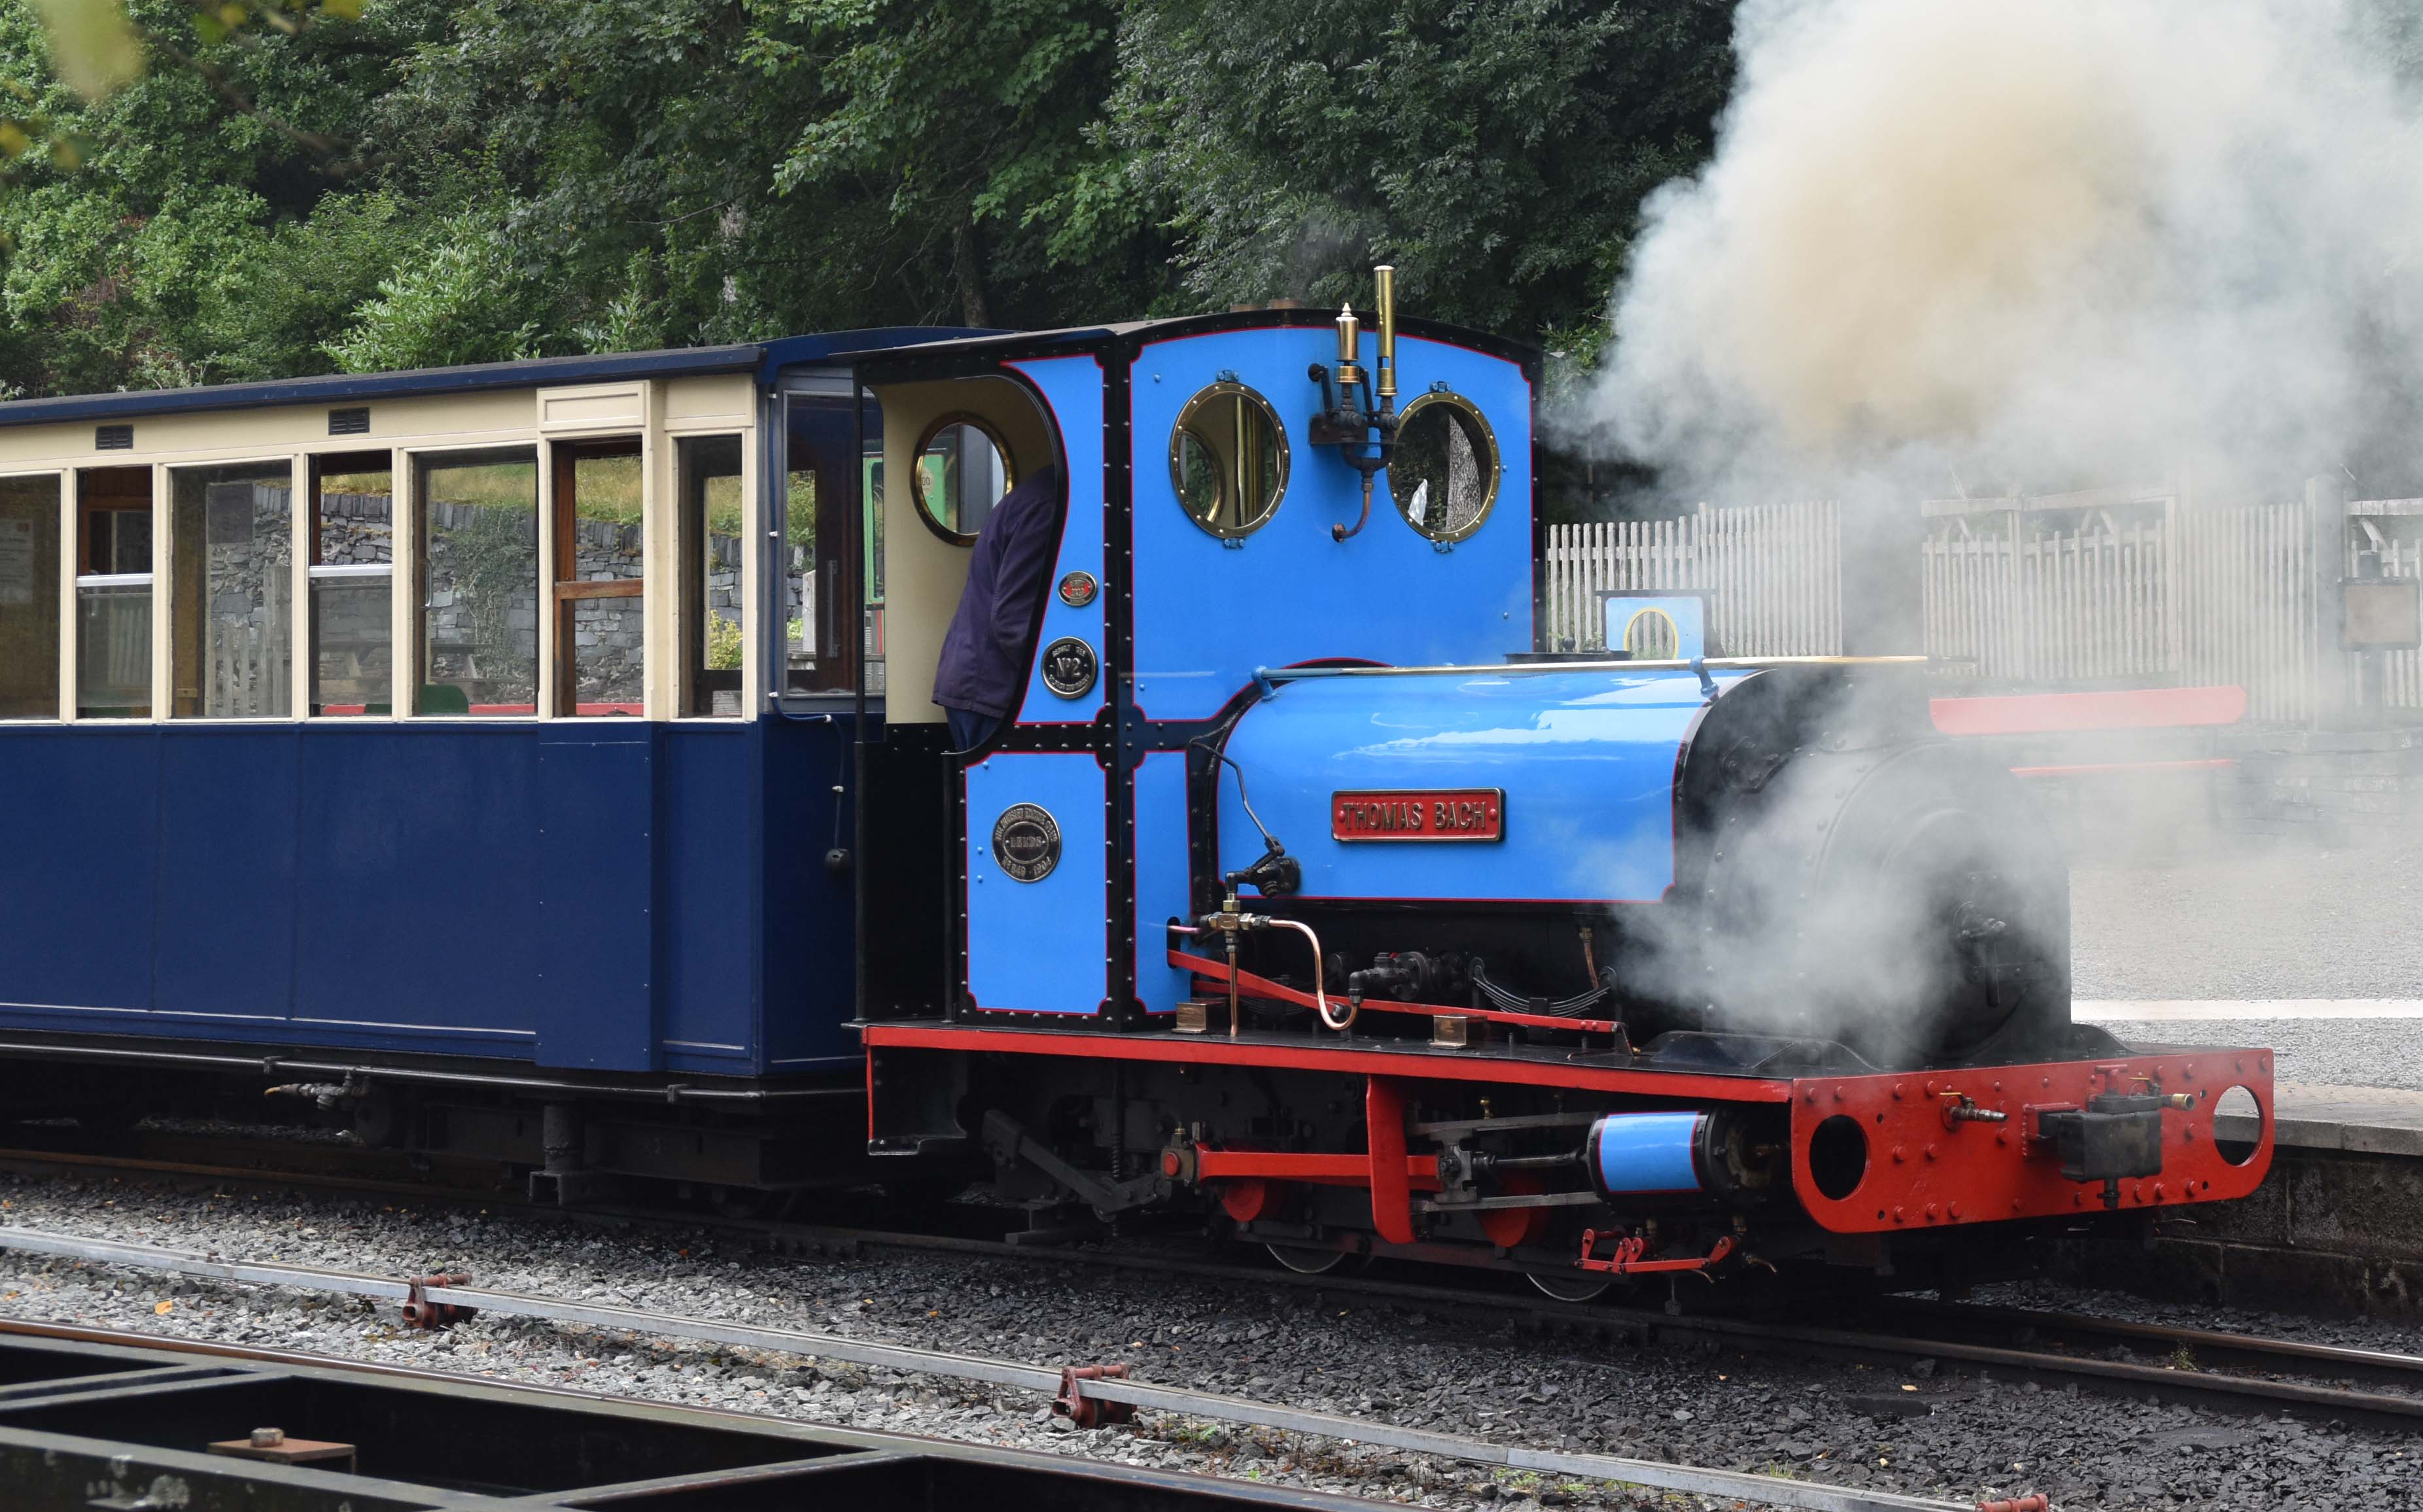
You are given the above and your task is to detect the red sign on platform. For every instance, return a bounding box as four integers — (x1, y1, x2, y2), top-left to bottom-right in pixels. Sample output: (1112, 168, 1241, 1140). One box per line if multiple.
(1331, 789, 1504, 842)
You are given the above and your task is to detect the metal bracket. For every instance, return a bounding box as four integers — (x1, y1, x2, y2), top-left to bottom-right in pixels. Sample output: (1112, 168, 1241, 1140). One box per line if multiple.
(400, 1272, 476, 1330)
(1055, 1364, 1138, 1428)
(1576, 1232, 1735, 1277)
(980, 1110, 1163, 1218)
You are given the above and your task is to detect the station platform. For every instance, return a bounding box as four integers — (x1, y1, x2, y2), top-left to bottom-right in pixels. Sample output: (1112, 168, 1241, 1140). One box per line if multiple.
(2257, 1082, 2423, 1158)
(2061, 1001, 2423, 1318)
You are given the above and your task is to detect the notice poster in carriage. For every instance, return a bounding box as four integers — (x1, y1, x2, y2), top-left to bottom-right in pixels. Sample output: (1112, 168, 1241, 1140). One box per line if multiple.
(0, 515, 33, 606)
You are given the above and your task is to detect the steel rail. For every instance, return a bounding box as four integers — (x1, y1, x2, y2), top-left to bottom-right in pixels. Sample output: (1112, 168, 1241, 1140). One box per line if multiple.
(0, 1224, 1999, 1512)
(0, 1316, 1457, 1512)
(1864, 1296, 2423, 1395)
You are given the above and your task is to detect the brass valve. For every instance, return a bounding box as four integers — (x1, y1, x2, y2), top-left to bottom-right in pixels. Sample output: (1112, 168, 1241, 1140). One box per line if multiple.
(1940, 1092, 2008, 1127)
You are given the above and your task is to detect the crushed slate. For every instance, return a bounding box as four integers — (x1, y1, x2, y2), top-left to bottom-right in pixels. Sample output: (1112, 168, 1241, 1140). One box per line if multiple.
(1, 1172, 2413, 1512)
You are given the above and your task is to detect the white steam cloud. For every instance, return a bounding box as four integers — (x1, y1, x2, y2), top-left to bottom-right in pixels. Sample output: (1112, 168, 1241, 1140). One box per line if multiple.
(1581, 0, 2423, 503)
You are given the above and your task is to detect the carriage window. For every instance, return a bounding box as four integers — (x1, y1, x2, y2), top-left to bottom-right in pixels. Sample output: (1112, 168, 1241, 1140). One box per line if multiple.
(910, 415, 1012, 545)
(77, 466, 152, 717)
(311, 453, 392, 715)
(552, 438, 644, 717)
(1170, 381, 1287, 538)
(416, 449, 538, 715)
(678, 435, 744, 716)
(783, 390, 884, 696)
(170, 460, 293, 718)
(1388, 391, 1499, 544)
(0, 474, 60, 718)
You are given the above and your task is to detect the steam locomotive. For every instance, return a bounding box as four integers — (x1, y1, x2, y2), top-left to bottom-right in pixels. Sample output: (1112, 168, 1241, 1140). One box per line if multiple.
(0, 277, 2272, 1297)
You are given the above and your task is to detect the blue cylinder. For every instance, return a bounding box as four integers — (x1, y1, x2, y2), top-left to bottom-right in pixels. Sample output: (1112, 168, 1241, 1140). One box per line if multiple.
(1586, 1112, 1708, 1196)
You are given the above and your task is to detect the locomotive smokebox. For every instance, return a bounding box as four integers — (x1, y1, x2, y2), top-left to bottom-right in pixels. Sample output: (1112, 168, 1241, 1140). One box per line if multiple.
(1217, 661, 2070, 1070)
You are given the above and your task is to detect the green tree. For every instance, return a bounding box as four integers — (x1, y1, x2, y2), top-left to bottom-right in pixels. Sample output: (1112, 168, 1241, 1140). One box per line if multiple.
(0, 0, 1737, 401)
(758, 0, 1162, 328)
(1101, 0, 1735, 338)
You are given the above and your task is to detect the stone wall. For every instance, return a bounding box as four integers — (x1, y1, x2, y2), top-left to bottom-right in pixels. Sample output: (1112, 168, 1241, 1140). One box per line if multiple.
(207, 489, 737, 712)
(2214, 725, 2423, 839)
(198, 483, 292, 717)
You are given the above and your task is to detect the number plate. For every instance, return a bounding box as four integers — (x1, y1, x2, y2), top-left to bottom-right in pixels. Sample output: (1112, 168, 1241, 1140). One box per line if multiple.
(1331, 789, 1504, 842)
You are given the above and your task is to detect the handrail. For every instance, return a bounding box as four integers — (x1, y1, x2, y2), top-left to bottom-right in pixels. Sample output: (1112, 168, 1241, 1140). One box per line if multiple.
(1255, 655, 1928, 683)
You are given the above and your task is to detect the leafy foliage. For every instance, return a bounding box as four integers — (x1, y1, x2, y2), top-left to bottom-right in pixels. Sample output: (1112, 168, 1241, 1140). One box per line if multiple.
(0, 0, 1737, 400)
(1103, 0, 1735, 337)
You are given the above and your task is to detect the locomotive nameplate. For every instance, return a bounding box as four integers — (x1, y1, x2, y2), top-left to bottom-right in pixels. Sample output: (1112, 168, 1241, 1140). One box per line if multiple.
(1331, 789, 1503, 842)
(992, 803, 1063, 882)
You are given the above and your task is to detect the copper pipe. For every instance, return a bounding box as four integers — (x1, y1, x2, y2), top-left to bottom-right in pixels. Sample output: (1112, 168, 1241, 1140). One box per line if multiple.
(1267, 916, 1351, 1031)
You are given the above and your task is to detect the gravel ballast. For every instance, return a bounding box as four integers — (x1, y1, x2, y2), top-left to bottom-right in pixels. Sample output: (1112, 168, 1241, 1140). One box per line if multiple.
(1, 1174, 2413, 1511)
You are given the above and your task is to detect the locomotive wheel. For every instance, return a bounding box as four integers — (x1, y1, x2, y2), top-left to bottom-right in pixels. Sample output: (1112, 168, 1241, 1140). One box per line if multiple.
(1265, 1242, 1361, 1275)
(1527, 1270, 1618, 1303)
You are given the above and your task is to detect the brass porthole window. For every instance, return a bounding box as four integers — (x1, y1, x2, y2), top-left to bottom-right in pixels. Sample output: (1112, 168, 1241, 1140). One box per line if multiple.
(912, 412, 1017, 545)
(1388, 390, 1500, 544)
(1170, 380, 1288, 540)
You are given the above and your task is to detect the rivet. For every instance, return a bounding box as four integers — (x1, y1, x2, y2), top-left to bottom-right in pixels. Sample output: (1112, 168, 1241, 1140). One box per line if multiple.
(1892, 1207, 1906, 1224)
(1923, 1143, 1938, 1161)
(1891, 1082, 1905, 1100)
(2010, 1199, 2022, 1212)
(1924, 1202, 1938, 1222)
(1833, 1084, 1847, 1102)
(1891, 1145, 1906, 1163)
(1947, 1202, 1961, 1219)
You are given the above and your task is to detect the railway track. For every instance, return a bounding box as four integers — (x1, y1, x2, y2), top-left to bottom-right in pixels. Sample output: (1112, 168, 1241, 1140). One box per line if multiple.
(0, 1232, 1998, 1512)
(0, 1316, 1519, 1512)
(1, 1127, 2418, 1437)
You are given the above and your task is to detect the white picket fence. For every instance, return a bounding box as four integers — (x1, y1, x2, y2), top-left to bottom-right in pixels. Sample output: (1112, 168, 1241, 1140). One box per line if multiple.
(1541, 502, 1842, 655)
(1544, 491, 2423, 721)
(207, 604, 290, 717)
(1923, 515, 2173, 685)
(2179, 504, 2320, 723)
(1921, 500, 2324, 721)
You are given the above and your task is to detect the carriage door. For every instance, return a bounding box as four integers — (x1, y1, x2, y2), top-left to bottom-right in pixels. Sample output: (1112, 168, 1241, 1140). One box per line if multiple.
(865, 353, 1112, 1018)
(964, 753, 1110, 1015)
(956, 354, 1113, 1016)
